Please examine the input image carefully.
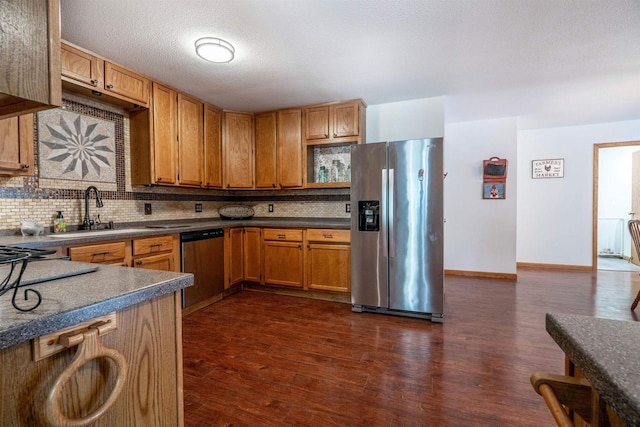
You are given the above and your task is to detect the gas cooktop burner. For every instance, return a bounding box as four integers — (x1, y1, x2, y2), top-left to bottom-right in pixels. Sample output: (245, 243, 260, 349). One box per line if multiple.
(0, 246, 56, 312)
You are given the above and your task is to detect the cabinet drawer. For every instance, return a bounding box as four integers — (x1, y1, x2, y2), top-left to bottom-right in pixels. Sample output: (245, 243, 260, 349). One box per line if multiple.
(306, 229, 350, 243)
(262, 229, 303, 242)
(133, 235, 174, 256)
(69, 241, 126, 264)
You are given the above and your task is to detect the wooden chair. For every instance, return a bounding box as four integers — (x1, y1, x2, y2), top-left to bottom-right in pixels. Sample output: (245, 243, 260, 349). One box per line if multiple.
(627, 219, 640, 310)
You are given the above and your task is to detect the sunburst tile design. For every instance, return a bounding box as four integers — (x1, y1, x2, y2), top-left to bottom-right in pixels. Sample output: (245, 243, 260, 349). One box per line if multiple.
(37, 109, 116, 182)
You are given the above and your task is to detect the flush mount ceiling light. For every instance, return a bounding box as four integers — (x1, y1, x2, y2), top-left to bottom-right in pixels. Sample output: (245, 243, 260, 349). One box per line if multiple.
(195, 37, 235, 63)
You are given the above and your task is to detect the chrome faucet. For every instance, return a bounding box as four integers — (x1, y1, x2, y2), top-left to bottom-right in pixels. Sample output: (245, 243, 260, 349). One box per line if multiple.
(83, 186, 104, 230)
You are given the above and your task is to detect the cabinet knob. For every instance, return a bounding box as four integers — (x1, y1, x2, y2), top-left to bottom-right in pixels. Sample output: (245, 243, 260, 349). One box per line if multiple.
(272, 183, 276, 188)
(136, 260, 143, 266)
(333, 132, 337, 137)
(157, 177, 162, 182)
(22, 164, 30, 169)
(90, 79, 98, 86)
(324, 133, 329, 138)
(106, 84, 114, 89)
(206, 182, 210, 186)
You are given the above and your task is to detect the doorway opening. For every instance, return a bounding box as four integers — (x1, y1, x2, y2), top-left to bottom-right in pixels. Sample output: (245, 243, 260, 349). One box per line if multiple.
(593, 141, 640, 271)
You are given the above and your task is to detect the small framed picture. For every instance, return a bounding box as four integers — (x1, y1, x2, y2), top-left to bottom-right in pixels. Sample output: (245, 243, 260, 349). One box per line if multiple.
(483, 182, 505, 199)
(532, 158, 564, 179)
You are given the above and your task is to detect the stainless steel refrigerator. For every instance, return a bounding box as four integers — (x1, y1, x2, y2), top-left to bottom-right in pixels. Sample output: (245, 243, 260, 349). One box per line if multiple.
(350, 138, 444, 322)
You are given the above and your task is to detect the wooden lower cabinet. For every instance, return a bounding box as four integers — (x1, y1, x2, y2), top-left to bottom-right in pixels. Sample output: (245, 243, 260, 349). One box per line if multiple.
(225, 228, 244, 289)
(132, 235, 179, 272)
(67, 235, 179, 272)
(305, 229, 351, 292)
(262, 229, 304, 288)
(243, 227, 262, 283)
(0, 292, 183, 425)
(68, 241, 128, 265)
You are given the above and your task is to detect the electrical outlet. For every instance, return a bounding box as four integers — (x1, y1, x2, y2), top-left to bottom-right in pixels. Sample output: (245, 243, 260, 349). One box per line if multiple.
(268, 204, 274, 213)
(144, 203, 152, 215)
(195, 203, 202, 213)
(346, 203, 351, 213)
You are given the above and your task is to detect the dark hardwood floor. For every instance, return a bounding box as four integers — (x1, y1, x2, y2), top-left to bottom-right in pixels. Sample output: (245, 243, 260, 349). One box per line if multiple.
(182, 268, 640, 426)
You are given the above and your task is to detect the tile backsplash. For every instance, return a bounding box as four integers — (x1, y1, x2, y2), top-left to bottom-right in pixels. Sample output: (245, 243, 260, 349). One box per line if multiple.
(0, 92, 349, 232)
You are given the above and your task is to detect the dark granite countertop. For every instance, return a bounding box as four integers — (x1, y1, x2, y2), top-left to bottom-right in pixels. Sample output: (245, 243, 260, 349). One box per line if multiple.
(546, 313, 640, 425)
(0, 259, 193, 350)
(0, 217, 351, 249)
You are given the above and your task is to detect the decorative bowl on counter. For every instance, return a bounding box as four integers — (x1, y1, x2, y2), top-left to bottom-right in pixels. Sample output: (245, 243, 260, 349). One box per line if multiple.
(218, 205, 255, 220)
(20, 221, 44, 236)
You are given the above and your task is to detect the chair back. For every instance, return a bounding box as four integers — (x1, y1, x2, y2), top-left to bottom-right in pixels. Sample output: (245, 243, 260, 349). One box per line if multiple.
(628, 220, 640, 261)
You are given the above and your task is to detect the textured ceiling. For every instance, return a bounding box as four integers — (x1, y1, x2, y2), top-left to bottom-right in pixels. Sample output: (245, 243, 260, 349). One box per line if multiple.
(60, 0, 640, 128)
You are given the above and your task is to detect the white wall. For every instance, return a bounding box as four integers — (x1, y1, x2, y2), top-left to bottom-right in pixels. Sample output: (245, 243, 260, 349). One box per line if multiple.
(444, 117, 518, 274)
(517, 120, 640, 266)
(366, 97, 444, 142)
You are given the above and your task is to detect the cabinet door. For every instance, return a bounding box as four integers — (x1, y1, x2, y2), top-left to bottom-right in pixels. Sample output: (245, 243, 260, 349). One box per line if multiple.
(243, 228, 262, 283)
(254, 112, 277, 189)
(152, 83, 177, 185)
(262, 241, 304, 288)
(177, 93, 204, 187)
(104, 61, 150, 105)
(225, 228, 244, 289)
(331, 102, 359, 138)
(223, 112, 254, 189)
(306, 243, 351, 292)
(0, 0, 61, 119)
(60, 43, 103, 88)
(134, 252, 174, 271)
(203, 104, 222, 188)
(277, 109, 302, 188)
(0, 114, 34, 175)
(304, 106, 329, 140)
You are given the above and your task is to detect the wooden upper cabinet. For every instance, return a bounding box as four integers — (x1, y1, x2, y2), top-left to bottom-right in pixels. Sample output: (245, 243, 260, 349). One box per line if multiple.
(223, 112, 254, 189)
(0, 0, 61, 120)
(332, 102, 359, 138)
(104, 62, 150, 105)
(203, 104, 223, 188)
(254, 112, 277, 189)
(61, 43, 103, 88)
(304, 106, 330, 140)
(277, 108, 303, 188)
(0, 114, 34, 175)
(61, 41, 149, 108)
(303, 100, 365, 144)
(177, 93, 204, 187)
(151, 83, 178, 185)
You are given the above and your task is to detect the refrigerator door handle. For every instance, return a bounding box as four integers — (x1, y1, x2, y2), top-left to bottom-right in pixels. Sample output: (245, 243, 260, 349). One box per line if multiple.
(388, 168, 395, 258)
(381, 169, 388, 258)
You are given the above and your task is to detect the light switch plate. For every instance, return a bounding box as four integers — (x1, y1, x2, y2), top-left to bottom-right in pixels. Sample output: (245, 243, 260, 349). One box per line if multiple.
(268, 204, 274, 212)
(195, 203, 202, 213)
(346, 203, 351, 213)
(144, 203, 152, 215)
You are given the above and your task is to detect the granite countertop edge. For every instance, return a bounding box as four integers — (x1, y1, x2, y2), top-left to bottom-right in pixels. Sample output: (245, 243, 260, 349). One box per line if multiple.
(0, 273, 193, 351)
(546, 313, 640, 425)
(0, 217, 351, 248)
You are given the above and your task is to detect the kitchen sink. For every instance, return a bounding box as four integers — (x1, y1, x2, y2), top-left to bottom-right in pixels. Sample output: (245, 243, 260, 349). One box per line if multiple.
(46, 228, 149, 239)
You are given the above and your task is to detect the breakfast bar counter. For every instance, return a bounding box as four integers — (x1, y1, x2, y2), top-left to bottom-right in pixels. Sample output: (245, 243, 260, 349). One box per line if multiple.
(545, 313, 640, 426)
(0, 259, 193, 425)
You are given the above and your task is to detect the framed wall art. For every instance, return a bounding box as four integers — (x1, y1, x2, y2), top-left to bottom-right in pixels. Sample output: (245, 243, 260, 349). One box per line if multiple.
(483, 182, 505, 199)
(532, 158, 564, 179)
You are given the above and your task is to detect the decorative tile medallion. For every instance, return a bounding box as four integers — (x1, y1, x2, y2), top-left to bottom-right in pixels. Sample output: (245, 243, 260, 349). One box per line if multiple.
(37, 109, 116, 183)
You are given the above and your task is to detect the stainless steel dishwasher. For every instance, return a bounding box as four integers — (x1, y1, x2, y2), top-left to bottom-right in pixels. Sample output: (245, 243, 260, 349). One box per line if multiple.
(180, 228, 225, 310)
